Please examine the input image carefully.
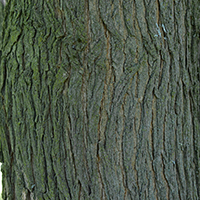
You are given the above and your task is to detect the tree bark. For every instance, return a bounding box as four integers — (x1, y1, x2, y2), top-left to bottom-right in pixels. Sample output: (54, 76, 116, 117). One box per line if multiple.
(0, 0, 200, 199)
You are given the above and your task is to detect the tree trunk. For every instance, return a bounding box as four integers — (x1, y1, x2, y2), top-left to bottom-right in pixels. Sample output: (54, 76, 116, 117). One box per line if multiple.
(0, 0, 200, 199)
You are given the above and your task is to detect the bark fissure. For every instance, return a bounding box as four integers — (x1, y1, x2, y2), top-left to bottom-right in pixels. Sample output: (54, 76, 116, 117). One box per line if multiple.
(0, 0, 200, 199)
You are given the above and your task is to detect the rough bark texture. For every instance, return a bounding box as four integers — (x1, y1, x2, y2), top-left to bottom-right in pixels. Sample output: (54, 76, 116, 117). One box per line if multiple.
(0, 0, 200, 199)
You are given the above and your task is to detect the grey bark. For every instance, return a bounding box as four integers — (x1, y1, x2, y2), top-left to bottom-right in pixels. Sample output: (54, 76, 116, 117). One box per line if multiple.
(0, 0, 200, 199)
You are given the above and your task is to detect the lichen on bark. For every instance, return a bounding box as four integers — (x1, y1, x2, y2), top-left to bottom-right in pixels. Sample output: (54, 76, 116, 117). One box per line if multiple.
(0, 0, 200, 199)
